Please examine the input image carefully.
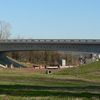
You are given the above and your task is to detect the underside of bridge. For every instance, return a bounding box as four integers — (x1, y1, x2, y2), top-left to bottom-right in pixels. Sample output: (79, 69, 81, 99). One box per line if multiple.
(0, 53, 25, 68)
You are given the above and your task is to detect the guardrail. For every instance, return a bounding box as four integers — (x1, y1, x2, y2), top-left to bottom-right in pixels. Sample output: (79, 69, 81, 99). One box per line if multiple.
(0, 39, 100, 44)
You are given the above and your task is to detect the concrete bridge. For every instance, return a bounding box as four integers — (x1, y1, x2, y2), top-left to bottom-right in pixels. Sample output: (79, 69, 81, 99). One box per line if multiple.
(0, 39, 100, 53)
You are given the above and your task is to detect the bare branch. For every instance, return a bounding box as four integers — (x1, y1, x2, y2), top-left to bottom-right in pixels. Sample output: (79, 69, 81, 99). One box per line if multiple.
(0, 21, 11, 39)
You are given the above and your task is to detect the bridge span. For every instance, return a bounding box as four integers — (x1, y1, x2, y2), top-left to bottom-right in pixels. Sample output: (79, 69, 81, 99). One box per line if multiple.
(0, 39, 100, 52)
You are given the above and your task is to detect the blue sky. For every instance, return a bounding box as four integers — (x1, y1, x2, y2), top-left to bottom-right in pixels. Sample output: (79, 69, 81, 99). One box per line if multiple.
(0, 0, 100, 39)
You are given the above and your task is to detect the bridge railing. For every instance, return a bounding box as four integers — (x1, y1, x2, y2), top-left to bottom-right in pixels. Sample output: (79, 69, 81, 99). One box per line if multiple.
(0, 39, 100, 44)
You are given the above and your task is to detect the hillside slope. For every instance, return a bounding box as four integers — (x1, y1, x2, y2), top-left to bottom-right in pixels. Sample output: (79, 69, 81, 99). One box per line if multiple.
(54, 61, 100, 81)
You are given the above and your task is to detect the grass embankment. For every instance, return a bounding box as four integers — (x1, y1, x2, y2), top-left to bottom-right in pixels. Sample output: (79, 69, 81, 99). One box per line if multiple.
(0, 61, 100, 99)
(54, 61, 100, 82)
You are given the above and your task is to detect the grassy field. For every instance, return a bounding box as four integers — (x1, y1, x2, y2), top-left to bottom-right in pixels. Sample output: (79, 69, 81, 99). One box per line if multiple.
(0, 61, 100, 99)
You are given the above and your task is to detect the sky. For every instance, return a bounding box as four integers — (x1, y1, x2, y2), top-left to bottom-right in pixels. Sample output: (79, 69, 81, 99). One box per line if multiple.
(0, 0, 100, 39)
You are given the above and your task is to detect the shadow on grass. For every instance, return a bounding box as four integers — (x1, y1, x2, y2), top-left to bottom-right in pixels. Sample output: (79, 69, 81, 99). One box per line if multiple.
(0, 84, 100, 98)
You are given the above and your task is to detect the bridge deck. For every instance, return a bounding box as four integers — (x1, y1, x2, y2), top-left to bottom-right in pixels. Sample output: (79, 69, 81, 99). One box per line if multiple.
(0, 39, 100, 44)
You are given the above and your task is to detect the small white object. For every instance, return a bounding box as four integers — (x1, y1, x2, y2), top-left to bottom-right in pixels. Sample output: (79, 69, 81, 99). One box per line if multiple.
(62, 59, 66, 66)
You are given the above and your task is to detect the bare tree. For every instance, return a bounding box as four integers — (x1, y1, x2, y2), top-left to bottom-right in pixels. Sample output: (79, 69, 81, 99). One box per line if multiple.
(0, 21, 11, 39)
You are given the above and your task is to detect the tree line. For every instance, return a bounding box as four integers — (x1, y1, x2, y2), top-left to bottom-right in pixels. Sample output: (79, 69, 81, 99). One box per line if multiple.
(6, 51, 79, 66)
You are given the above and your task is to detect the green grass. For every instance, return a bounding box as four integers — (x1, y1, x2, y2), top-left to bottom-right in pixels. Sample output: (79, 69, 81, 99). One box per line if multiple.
(54, 61, 100, 81)
(0, 61, 100, 99)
